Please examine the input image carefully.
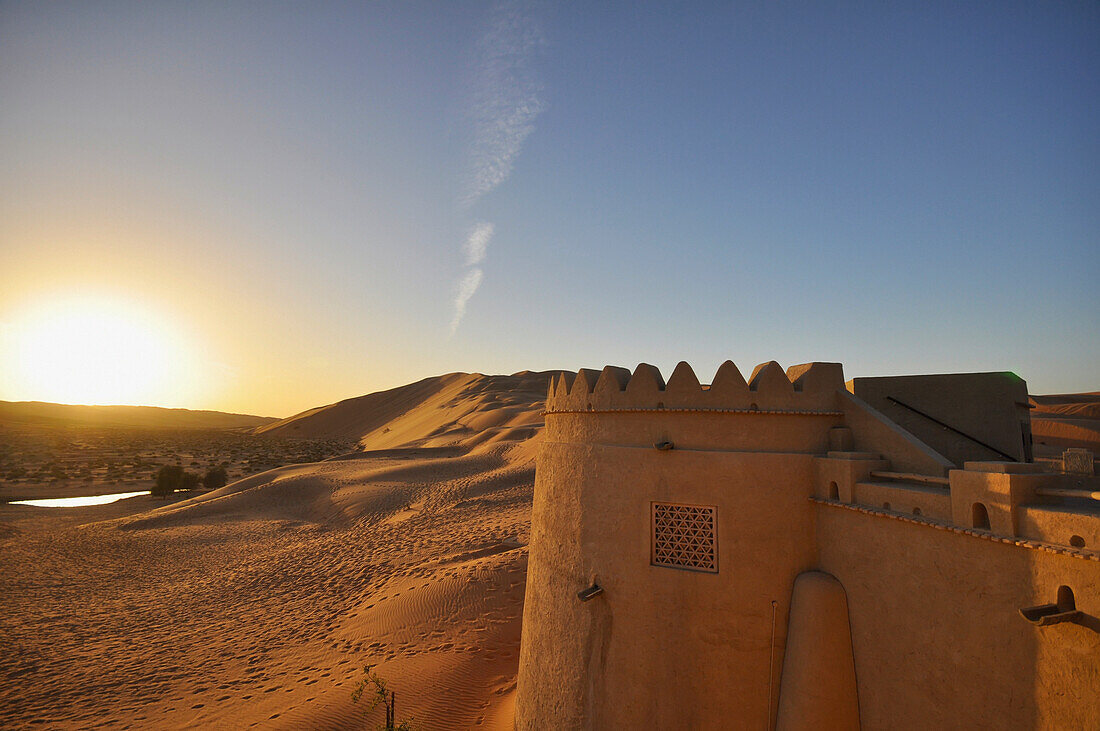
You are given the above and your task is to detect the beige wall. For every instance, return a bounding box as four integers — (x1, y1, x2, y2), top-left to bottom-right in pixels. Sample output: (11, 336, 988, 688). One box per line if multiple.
(852, 480, 952, 520)
(545, 410, 841, 453)
(775, 571, 860, 730)
(1019, 506, 1100, 550)
(848, 372, 1031, 465)
(816, 504, 1100, 730)
(517, 438, 824, 729)
(837, 390, 954, 476)
(518, 362, 1099, 729)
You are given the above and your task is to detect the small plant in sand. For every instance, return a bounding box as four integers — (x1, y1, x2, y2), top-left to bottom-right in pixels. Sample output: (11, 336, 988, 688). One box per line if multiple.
(351, 664, 415, 730)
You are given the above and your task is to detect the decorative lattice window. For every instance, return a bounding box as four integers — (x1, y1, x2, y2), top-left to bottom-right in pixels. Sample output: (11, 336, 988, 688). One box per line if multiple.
(651, 502, 718, 573)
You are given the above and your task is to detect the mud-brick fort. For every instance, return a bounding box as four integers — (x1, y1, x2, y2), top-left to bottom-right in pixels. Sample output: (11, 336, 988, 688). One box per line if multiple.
(515, 361, 1099, 729)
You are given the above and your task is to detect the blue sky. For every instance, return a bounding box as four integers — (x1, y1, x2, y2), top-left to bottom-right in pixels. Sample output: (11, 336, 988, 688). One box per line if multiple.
(1, 1, 1096, 415)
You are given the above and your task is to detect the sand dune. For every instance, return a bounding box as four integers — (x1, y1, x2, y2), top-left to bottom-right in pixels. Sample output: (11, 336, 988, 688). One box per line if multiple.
(0, 371, 557, 729)
(258, 371, 559, 452)
(1029, 392, 1100, 453)
(1030, 391, 1100, 411)
(1032, 418, 1100, 451)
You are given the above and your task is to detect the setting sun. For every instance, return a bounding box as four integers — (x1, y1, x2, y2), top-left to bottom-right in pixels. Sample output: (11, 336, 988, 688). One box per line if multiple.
(4, 296, 196, 406)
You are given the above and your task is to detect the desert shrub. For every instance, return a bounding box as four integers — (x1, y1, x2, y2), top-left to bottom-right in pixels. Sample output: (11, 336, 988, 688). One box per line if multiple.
(180, 471, 200, 491)
(202, 466, 228, 490)
(153, 465, 184, 496)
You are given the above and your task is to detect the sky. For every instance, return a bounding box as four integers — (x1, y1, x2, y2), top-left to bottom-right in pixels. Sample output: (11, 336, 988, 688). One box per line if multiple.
(1, 1, 1097, 417)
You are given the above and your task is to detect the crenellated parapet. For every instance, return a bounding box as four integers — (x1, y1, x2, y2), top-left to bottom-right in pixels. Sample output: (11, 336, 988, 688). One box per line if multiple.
(545, 361, 845, 414)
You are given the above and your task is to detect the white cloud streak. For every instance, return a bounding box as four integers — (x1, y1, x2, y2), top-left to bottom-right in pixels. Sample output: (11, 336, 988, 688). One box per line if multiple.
(449, 268, 484, 336)
(463, 221, 494, 266)
(460, 1, 546, 208)
(450, 2, 543, 334)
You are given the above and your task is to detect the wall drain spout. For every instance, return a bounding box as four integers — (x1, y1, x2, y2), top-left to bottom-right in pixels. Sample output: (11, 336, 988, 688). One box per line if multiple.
(577, 584, 604, 602)
(1020, 603, 1082, 626)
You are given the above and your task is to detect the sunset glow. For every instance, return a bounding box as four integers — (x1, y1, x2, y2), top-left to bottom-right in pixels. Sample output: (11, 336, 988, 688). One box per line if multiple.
(3, 296, 198, 407)
(0, 1, 1095, 416)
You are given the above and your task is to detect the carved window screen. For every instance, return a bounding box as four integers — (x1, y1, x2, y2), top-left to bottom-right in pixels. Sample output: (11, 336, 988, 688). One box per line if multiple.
(651, 502, 718, 573)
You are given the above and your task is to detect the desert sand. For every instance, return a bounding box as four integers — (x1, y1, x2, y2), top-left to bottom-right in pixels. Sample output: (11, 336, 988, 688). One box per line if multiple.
(1030, 392, 1100, 455)
(1, 373, 1094, 729)
(0, 371, 554, 729)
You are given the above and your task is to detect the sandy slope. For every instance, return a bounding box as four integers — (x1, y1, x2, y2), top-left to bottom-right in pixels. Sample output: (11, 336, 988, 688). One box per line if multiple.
(1029, 393, 1100, 453)
(0, 371, 560, 729)
(257, 371, 554, 452)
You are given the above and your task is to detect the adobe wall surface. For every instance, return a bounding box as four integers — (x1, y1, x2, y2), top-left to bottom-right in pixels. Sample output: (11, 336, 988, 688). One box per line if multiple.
(816, 504, 1100, 730)
(544, 410, 840, 453)
(518, 362, 847, 727)
(837, 390, 954, 475)
(848, 372, 1031, 465)
(518, 359, 1099, 729)
(517, 440, 821, 729)
(775, 571, 860, 730)
(1019, 504, 1100, 549)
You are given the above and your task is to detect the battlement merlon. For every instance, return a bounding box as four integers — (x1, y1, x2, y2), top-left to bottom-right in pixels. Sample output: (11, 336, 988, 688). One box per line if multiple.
(546, 361, 845, 413)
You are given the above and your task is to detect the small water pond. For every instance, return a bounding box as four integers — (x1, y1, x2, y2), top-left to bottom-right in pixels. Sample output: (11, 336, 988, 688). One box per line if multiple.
(10, 491, 151, 508)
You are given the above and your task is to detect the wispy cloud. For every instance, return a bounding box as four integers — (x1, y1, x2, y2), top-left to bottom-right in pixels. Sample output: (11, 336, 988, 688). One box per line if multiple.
(460, 2, 546, 209)
(449, 268, 484, 336)
(449, 1, 544, 335)
(463, 222, 494, 266)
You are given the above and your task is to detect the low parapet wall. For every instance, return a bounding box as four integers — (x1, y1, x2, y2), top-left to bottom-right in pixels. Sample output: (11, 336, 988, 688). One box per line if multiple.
(546, 360, 845, 413)
(543, 361, 846, 453)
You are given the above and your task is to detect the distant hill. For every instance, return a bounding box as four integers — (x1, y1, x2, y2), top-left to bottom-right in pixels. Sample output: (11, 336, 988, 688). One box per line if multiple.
(1029, 392, 1100, 453)
(0, 401, 277, 430)
(255, 370, 568, 451)
(1029, 392, 1100, 420)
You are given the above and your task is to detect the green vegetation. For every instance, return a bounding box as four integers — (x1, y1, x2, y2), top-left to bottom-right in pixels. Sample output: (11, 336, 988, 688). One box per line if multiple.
(152, 465, 204, 496)
(180, 470, 200, 491)
(0, 421, 352, 494)
(153, 465, 186, 497)
(351, 665, 415, 730)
